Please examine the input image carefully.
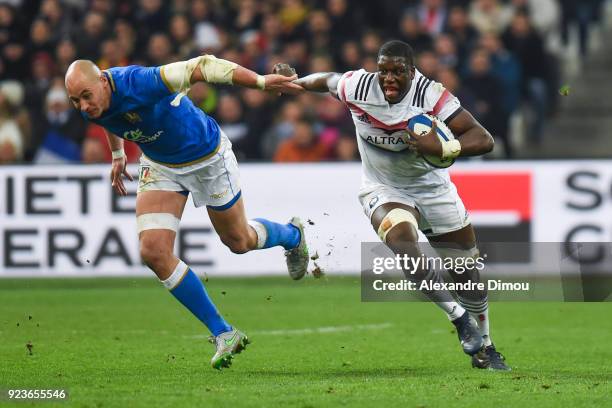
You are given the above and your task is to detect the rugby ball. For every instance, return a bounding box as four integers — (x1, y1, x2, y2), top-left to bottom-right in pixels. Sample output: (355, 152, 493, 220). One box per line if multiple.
(407, 113, 456, 168)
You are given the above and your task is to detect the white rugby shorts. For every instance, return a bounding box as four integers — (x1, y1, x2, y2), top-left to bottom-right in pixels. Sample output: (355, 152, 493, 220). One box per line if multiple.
(359, 180, 471, 237)
(137, 130, 241, 209)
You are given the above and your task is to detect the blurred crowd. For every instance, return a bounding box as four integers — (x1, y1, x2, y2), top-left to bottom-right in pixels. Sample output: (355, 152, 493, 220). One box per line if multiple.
(0, 0, 608, 164)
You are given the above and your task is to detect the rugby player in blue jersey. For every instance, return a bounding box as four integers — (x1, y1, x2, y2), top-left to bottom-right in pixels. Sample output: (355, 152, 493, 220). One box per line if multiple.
(64, 56, 308, 369)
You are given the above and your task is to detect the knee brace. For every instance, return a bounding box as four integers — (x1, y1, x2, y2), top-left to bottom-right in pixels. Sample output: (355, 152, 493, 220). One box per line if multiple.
(377, 208, 419, 243)
(136, 213, 180, 233)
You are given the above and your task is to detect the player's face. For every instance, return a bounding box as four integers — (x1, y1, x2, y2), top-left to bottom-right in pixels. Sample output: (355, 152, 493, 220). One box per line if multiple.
(66, 75, 109, 119)
(377, 56, 414, 104)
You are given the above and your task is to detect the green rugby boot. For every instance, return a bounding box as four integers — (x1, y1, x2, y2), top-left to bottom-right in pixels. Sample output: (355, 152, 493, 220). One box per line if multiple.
(209, 329, 249, 370)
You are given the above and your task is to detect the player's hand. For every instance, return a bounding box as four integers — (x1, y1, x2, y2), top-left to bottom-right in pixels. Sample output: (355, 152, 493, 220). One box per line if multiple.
(270, 63, 305, 95)
(263, 73, 304, 95)
(110, 156, 133, 196)
(406, 121, 443, 157)
(272, 63, 296, 77)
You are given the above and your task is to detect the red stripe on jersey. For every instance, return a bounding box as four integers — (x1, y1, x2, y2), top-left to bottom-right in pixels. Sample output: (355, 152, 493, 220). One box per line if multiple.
(429, 89, 451, 116)
(341, 71, 407, 131)
(339, 71, 354, 103)
(345, 100, 407, 131)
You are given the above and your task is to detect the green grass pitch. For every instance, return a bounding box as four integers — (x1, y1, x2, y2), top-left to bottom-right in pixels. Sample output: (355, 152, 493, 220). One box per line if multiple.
(1, 276, 610, 407)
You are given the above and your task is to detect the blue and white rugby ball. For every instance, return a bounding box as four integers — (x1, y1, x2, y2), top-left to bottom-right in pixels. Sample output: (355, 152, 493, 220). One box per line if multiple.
(407, 113, 456, 168)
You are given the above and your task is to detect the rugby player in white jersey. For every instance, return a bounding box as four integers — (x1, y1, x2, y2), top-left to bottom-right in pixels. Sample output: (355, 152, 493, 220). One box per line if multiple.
(277, 40, 510, 370)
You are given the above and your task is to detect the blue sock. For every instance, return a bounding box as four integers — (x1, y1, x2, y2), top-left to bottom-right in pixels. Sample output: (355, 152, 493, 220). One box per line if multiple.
(252, 218, 300, 250)
(164, 261, 232, 336)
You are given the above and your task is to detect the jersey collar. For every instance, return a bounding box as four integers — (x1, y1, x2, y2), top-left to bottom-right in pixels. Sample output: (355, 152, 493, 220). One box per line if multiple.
(100, 70, 120, 118)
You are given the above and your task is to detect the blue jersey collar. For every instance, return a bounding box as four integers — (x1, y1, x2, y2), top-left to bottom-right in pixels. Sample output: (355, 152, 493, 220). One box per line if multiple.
(99, 70, 120, 118)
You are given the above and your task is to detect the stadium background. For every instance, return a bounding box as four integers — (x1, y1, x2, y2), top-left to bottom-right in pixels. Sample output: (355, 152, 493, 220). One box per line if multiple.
(0, 0, 611, 165)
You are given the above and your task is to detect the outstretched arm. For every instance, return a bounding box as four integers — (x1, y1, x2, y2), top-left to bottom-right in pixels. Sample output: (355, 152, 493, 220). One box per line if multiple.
(161, 55, 302, 94)
(272, 63, 342, 97)
(291, 72, 342, 97)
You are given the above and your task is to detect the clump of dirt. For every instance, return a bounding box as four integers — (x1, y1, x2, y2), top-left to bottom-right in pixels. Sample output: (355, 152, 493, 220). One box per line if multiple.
(311, 262, 325, 279)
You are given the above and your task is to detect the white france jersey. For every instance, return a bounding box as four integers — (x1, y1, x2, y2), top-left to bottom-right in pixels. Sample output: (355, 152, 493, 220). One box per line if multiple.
(337, 68, 462, 191)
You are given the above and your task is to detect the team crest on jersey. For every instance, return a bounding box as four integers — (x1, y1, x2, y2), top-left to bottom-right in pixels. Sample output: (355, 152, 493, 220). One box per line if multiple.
(123, 112, 142, 123)
(139, 165, 150, 180)
(357, 113, 371, 124)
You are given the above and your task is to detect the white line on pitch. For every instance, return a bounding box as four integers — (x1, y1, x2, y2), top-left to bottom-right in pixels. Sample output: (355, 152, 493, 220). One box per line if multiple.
(184, 323, 393, 339)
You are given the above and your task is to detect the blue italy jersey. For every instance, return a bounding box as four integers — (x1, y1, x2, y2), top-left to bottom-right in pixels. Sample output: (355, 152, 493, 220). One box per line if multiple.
(86, 65, 220, 166)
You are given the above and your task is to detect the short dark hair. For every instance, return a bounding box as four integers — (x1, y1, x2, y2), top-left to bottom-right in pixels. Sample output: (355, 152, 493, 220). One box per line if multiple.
(378, 40, 415, 66)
